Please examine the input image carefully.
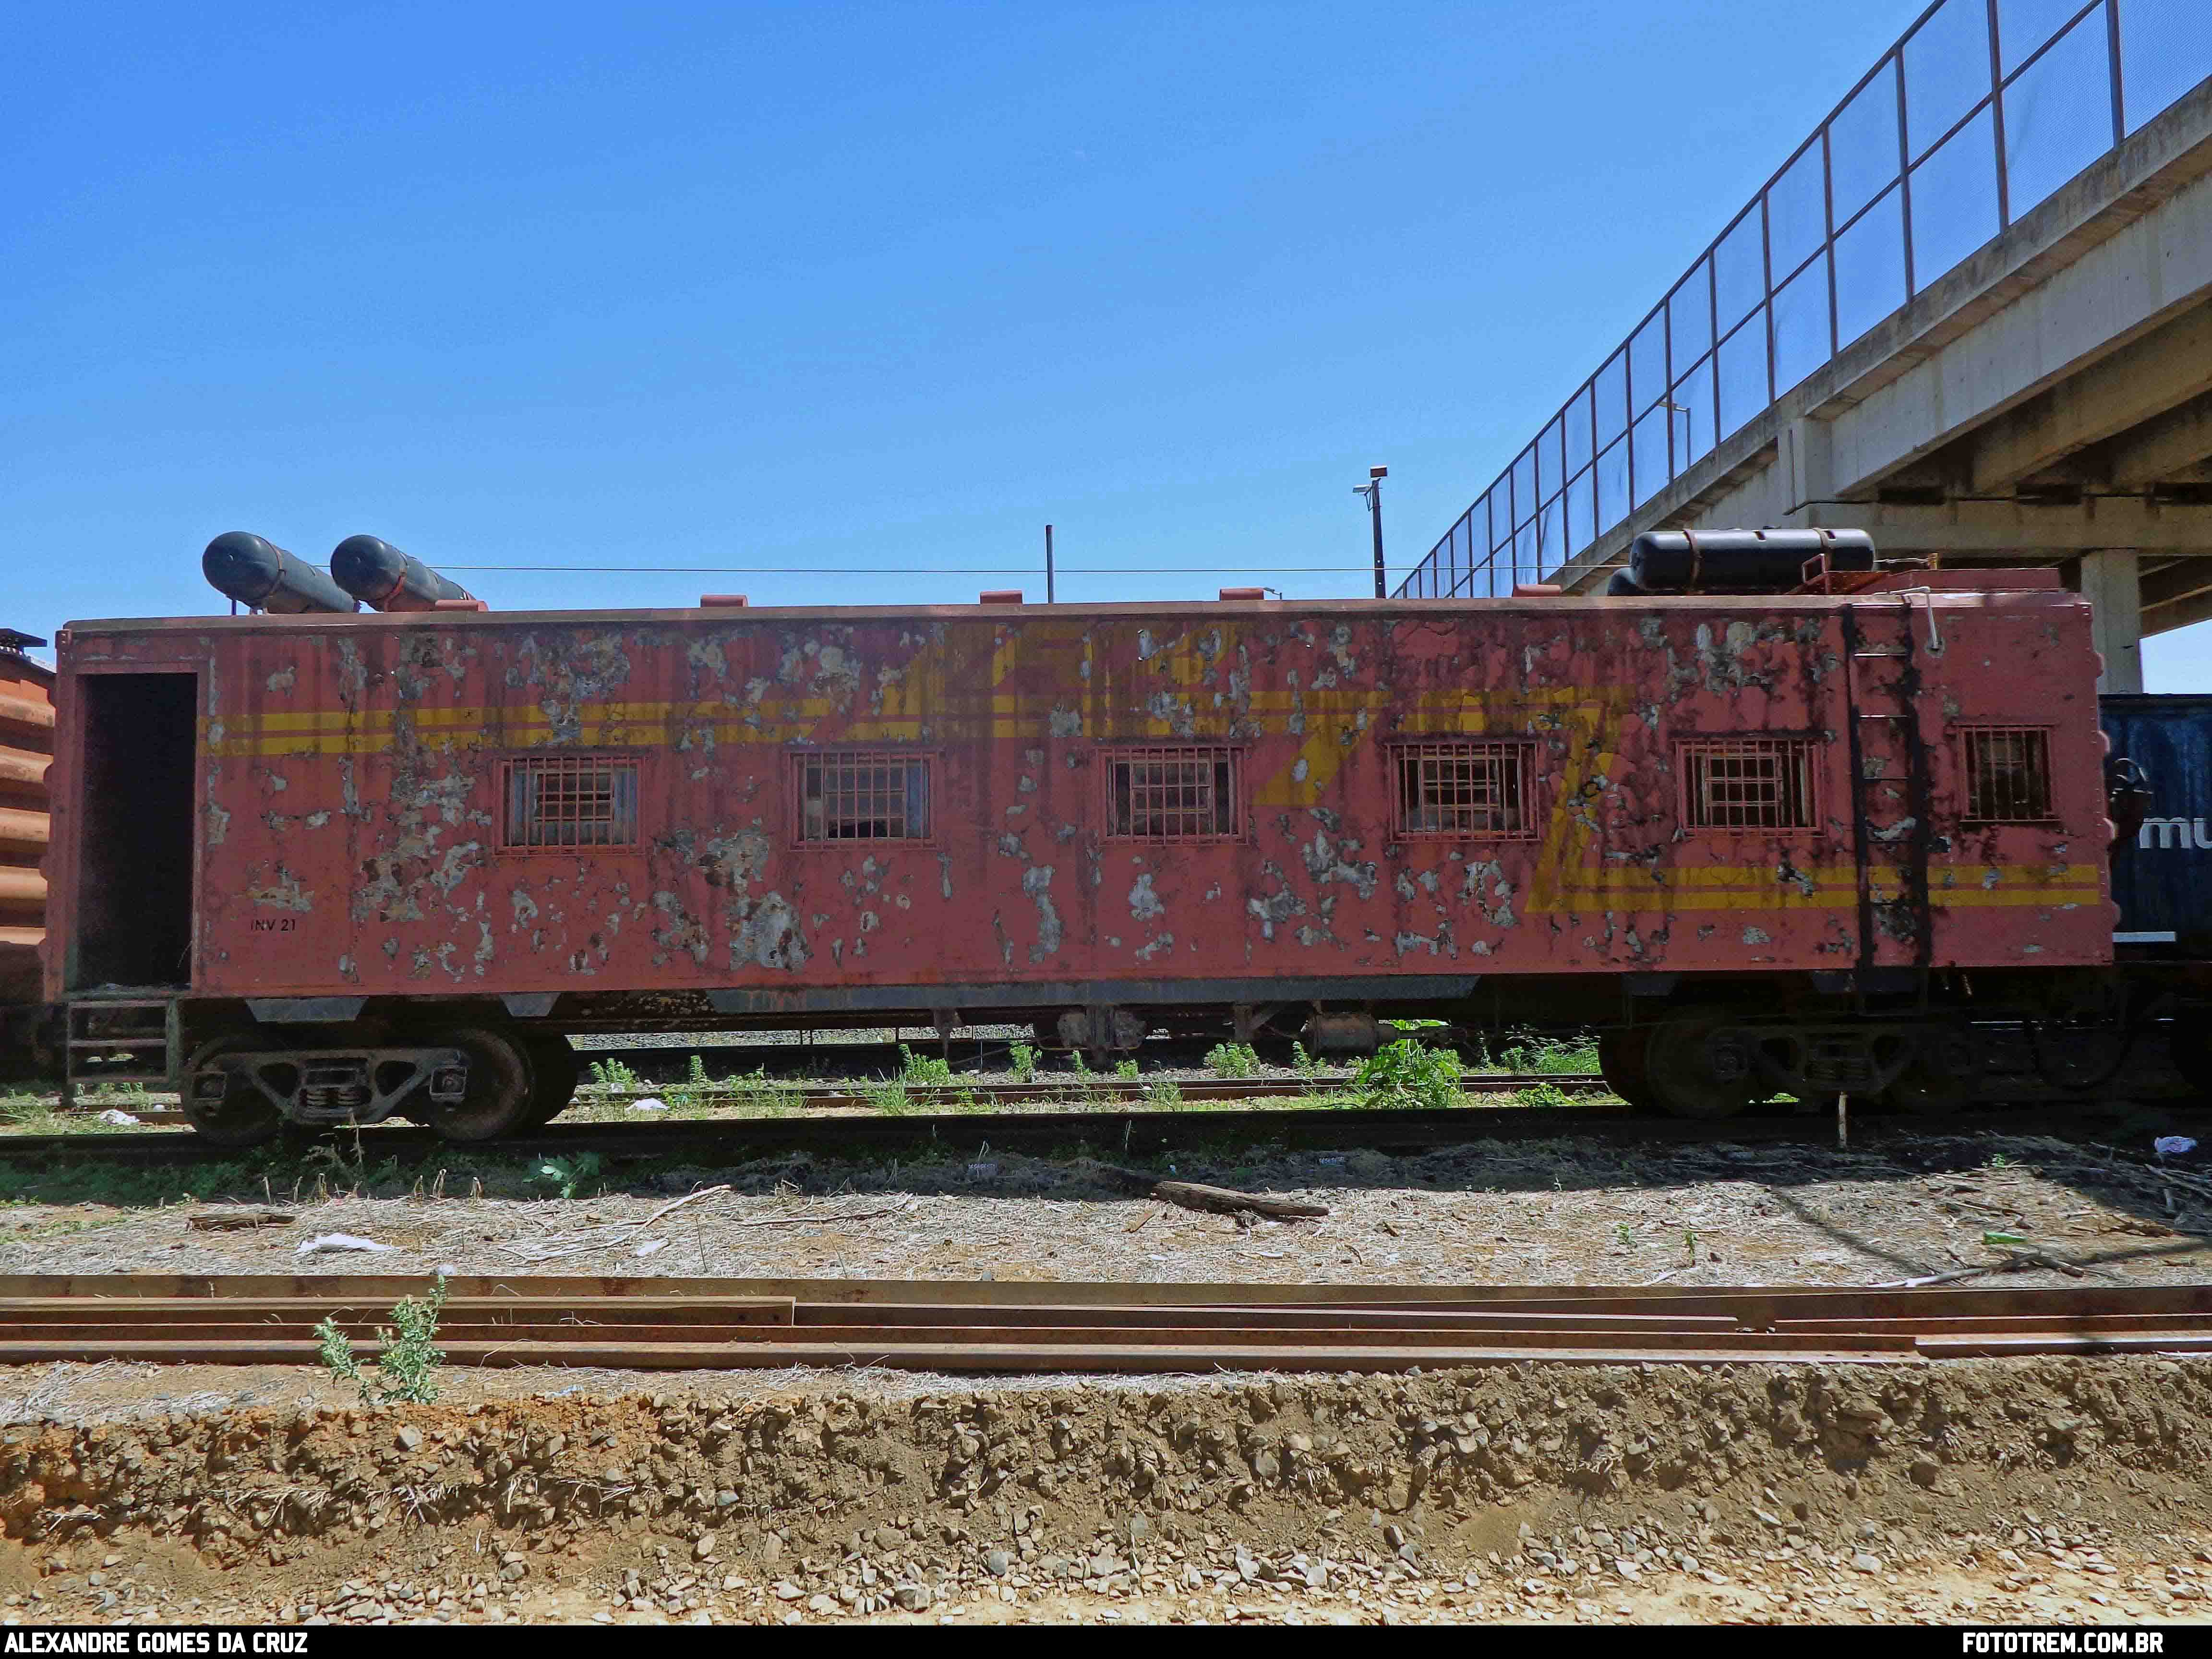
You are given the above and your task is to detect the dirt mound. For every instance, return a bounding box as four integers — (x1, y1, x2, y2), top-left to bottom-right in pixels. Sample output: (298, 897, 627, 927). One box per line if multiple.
(0, 1355, 2208, 1618)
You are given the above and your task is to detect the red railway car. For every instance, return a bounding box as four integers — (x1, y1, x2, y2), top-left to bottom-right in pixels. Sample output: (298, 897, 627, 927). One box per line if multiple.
(0, 631, 54, 1074)
(43, 567, 2113, 1142)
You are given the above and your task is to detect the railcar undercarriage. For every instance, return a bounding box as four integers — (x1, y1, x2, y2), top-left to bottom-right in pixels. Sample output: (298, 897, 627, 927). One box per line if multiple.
(54, 963, 2181, 1146)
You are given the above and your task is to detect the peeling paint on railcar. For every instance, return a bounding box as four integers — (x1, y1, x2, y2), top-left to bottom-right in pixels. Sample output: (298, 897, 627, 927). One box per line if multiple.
(41, 586, 2116, 1006)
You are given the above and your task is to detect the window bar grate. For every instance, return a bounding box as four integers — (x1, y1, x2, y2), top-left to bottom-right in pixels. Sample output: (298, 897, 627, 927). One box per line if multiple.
(793, 751, 933, 842)
(1960, 725, 2054, 823)
(1393, 742, 1532, 838)
(503, 756, 638, 849)
(1678, 738, 1817, 831)
(1106, 747, 1241, 841)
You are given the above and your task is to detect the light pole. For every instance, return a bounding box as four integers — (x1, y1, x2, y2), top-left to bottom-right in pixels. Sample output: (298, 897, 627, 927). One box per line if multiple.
(1355, 465, 1387, 597)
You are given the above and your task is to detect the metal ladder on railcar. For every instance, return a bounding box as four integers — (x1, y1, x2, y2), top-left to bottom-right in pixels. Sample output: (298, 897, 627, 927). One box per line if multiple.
(60, 998, 178, 1110)
(1841, 596, 1936, 996)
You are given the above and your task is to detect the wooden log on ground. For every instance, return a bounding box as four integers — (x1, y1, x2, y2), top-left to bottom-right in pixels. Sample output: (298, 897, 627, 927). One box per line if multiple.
(1083, 1161, 1327, 1219)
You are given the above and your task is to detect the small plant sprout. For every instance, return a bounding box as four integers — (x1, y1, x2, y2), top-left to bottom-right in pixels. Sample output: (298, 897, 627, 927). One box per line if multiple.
(531, 1152, 603, 1200)
(315, 1278, 449, 1407)
(1009, 1042, 1039, 1082)
(1205, 1042, 1261, 1080)
(897, 1046, 956, 1087)
(587, 1058, 644, 1093)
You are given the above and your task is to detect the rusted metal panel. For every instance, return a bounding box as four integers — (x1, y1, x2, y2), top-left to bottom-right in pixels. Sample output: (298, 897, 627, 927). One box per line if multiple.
(0, 638, 52, 1009)
(44, 586, 2111, 1006)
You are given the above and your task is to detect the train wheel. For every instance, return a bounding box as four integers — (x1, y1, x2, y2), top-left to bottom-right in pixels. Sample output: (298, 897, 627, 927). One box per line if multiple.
(1597, 1027, 1659, 1111)
(422, 1026, 534, 1142)
(518, 1030, 578, 1128)
(180, 1033, 284, 1148)
(1641, 1008, 1756, 1119)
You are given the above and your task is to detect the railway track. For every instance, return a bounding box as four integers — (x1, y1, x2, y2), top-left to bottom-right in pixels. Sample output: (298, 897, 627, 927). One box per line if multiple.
(1, 1094, 2201, 1166)
(0, 1274, 2201, 1372)
(53, 1070, 1603, 1118)
(586, 1070, 1601, 1108)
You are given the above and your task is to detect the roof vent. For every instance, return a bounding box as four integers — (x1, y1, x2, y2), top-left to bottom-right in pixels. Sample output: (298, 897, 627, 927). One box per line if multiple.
(698, 594, 749, 608)
(1511, 583, 1563, 597)
(1218, 587, 1266, 601)
(432, 598, 488, 613)
(979, 589, 1024, 605)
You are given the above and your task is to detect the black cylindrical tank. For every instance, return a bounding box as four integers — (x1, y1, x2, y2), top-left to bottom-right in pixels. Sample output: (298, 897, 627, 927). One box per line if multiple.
(201, 532, 358, 614)
(1627, 528, 1877, 592)
(329, 535, 477, 611)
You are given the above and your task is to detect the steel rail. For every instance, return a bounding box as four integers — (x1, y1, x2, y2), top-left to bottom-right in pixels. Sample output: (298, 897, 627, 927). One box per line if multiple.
(0, 1276, 2200, 1372)
(51, 1071, 1611, 1118)
(580, 1072, 1605, 1107)
(0, 1096, 2199, 1166)
(9, 1283, 2203, 1318)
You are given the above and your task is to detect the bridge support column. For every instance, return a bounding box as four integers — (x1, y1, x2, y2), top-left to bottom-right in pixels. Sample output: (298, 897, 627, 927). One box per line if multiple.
(2080, 549, 2144, 693)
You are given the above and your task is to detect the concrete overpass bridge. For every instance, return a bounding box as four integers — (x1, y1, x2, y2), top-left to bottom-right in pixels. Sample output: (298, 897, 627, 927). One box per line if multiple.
(1399, 0, 2212, 693)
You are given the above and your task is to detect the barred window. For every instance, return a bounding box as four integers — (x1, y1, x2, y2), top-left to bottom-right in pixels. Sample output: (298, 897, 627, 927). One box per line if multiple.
(1393, 742, 1531, 838)
(502, 756, 639, 849)
(1107, 748, 1240, 840)
(1678, 738, 1816, 832)
(1961, 726, 2054, 824)
(793, 751, 933, 842)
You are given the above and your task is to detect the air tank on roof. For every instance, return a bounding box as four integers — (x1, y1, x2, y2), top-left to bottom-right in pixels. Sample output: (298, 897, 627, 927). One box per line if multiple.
(329, 535, 478, 612)
(1608, 528, 1880, 595)
(201, 532, 358, 614)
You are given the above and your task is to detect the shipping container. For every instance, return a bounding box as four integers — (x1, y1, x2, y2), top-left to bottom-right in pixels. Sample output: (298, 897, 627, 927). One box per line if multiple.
(2101, 694, 2212, 948)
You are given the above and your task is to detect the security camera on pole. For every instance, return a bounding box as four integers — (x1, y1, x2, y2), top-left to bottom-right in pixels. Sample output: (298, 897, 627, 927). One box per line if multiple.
(1354, 466, 1386, 598)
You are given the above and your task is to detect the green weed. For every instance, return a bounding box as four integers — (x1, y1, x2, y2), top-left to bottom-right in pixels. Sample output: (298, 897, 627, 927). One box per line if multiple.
(1205, 1042, 1261, 1080)
(1009, 1043, 1039, 1083)
(0, 1093, 62, 1132)
(730, 1067, 799, 1118)
(586, 1058, 644, 1093)
(1144, 1080, 1185, 1112)
(315, 1278, 449, 1407)
(1351, 1039, 1461, 1110)
(898, 1046, 959, 1087)
(531, 1152, 603, 1200)
(1489, 1028, 1600, 1074)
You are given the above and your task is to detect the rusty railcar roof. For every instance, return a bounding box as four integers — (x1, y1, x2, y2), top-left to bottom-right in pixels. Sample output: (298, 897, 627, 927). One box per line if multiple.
(56, 582, 2074, 637)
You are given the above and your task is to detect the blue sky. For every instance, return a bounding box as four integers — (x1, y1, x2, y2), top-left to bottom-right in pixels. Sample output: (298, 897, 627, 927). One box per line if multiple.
(9, 1, 2204, 684)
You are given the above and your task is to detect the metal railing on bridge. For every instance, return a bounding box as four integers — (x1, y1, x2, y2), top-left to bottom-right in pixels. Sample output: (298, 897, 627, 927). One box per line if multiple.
(1399, 0, 2212, 599)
